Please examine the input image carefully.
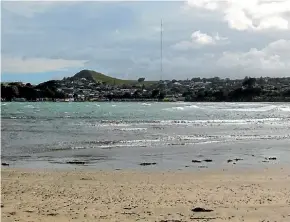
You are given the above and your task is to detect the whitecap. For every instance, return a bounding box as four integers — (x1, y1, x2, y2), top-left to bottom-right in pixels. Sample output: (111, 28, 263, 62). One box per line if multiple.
(141, 103, 152, 106)
(24, 105, 35, 108)
(117, 128, 147, 131)
(71, 146, 86, 150)
(164, 104, 200, 111)
(278, 106, 290, 112)
(157, 118, 283, 126)
(223, 105, 277, 112)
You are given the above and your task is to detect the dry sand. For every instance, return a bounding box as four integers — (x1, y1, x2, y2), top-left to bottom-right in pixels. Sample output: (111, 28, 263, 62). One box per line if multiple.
(1, 168, 290, 222)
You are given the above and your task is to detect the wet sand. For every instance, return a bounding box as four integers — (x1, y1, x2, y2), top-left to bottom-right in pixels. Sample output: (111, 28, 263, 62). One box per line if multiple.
(1, 168, 290, 222)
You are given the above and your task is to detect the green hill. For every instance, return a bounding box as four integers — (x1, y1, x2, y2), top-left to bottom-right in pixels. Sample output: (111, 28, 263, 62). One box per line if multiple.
(71, 70, 156, 86)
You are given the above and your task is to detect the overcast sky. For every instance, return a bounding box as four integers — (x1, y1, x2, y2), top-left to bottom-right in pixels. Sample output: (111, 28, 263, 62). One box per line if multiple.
(2, 0, 290, 83)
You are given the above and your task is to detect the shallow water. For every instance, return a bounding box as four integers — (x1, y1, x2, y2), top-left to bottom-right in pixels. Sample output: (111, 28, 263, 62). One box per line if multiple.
(1, 102, 290, 170)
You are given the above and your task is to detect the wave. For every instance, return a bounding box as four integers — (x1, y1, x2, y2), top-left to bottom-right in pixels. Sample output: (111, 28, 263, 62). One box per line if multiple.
(3, 115, 287, 127)
(141, 103, 152, 106)
(163, 104, 200, 111)
(157, 118, 284, 125)
(278, 106, 290, 112)
(105, 118, 283, 126)
(223, 105, 277, 112)
(64, 133, 290, 150)
(24, 105, 35, 109)
(116, 128, 147, 131)
(164, 103, 290, 113)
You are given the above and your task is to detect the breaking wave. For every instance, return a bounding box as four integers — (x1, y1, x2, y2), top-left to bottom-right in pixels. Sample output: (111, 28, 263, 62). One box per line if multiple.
(163, 104, 200, 111)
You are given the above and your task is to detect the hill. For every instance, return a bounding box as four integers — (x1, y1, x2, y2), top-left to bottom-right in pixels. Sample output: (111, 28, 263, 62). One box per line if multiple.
(71, 70, 156, 86)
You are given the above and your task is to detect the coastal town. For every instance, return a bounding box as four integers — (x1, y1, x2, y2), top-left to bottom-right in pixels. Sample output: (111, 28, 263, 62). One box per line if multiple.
(1, 69, 290, 102)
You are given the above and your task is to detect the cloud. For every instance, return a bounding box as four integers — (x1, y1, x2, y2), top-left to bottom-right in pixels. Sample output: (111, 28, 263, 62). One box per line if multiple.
(2, 1, 290, 82)
(172, 31, 228, 50)
(186, 0, 290, 31)
(192, 31, 216, 45)
(216, 39, 290, 75)
(2, 56, 87, 74)
(1, 1, 79, 18)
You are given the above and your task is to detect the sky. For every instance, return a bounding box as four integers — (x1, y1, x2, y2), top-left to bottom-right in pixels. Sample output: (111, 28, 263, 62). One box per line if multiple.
(1, 0, 290, 84)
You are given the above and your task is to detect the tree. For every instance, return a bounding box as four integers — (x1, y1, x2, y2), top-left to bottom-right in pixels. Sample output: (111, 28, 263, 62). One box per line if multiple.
(151, 89, 160, 98)
(133, 90, 142, 98)
(43, 88, 56, 98)
(283, 89, 290, 97)
(157, 83, 165, 90)
(243, 77, 256, 88)
(123, 92, 131, 98)
(158, 91, 166, 100)
(1, 85, 14, 101)
(11, 85, 19, 97)
(18, 86, 38, 100)
(212, 77, 220, 83)
(191, 77, 201, 82)
(171, 87, 181, 94)
(196, 89, 205, 101)
(138, 77, 145, 83)
(213, 90, 227, 101)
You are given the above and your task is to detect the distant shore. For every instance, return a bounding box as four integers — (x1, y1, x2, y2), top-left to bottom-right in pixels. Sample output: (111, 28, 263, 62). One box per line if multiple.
(1, 99, 163, 102)
(2, 167, 290, 222)
(2, 97, 290, 102)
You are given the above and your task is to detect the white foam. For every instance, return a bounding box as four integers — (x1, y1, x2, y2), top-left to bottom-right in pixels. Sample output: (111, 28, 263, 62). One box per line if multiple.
(278, 106, 290, 112)
(187, 105, 200, 109)
(24, 105, 35, 108)
(101, 123, 131, 127)
(177, 135, 208, 140)
(164, 104, 200, 111)
(174, 107, 185, 110)
(223, 105, 277, 112)
(71, 146, 86, 150)
(118, 128, 147, 131)
(157, 118, 283, 126)
(194, 140, 222, 145)
(141, 103, 152, 106)
(120, 139, 161, 144)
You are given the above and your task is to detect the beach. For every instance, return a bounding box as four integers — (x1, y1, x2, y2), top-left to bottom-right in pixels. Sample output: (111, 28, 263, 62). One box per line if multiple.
(2, 102, 290, 221)
(1, 168, 290, 222)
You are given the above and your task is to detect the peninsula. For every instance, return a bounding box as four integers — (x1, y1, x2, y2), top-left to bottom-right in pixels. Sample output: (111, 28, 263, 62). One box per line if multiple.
(1, 69, 290, 102)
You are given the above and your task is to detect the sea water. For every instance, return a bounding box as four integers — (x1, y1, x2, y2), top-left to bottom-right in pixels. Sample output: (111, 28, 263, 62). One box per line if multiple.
(1, 102, 290, 170)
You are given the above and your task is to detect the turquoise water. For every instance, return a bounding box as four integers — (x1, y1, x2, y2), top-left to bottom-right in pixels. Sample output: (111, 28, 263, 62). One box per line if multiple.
(1, 102, 290, 170)
(2, 102, 290, 121)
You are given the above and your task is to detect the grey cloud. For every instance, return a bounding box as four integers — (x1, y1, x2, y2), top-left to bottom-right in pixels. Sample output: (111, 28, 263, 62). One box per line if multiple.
(2, 1, 290, 79)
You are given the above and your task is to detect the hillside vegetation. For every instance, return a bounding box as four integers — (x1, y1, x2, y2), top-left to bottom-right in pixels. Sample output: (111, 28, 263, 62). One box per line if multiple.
(71, 70, 156, 85)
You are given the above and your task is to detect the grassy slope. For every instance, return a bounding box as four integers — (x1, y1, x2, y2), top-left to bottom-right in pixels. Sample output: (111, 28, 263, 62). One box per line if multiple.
(73, 70, 156, 86)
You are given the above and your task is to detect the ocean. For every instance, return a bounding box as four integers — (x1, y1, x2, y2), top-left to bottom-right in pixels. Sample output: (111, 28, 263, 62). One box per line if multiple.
(1, 102, 290, 170)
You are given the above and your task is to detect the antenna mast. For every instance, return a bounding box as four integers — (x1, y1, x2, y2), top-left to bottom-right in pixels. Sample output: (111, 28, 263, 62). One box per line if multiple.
(160, 19, 163, 80)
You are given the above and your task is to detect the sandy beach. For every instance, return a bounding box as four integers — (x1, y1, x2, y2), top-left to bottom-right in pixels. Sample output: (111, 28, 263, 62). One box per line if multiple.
(1, 168, 290, 222)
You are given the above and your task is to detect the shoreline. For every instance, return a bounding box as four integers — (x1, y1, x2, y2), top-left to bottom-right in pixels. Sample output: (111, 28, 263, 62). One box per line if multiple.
(2, 100, 290, 103)
(2, 167, 290, 222)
